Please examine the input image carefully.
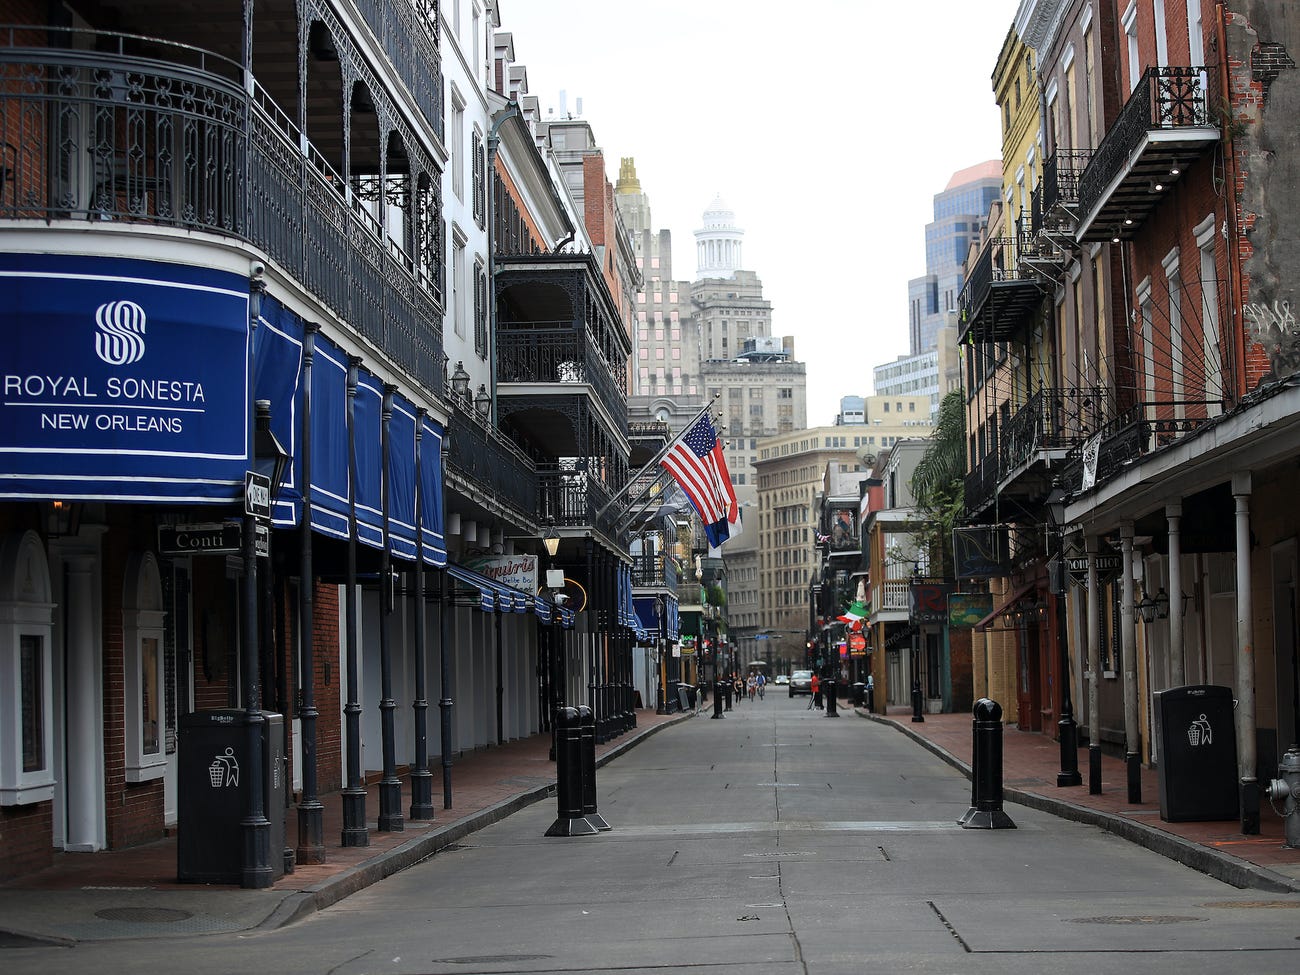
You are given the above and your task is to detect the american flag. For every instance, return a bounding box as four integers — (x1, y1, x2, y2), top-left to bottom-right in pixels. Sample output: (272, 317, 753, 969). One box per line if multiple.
(660, 415, 738, 548)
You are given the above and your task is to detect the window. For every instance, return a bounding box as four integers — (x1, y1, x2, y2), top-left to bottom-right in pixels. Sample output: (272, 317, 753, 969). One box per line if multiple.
(1196, 215, 1223, 413)
(449, 87, 465, 200)
(124, 554, 166, 783)
(1123, 2, 1141, 93)
(1, 532, 55, 806)
(473, 260, 488, 356)
(451, 231, 466, 337)
(471, 130, 485, 228)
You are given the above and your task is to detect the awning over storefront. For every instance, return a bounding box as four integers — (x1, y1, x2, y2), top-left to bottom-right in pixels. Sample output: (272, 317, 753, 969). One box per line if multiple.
(447, 563, 573, 627)
(973, 579, 1037, 632)
(254, 297, 304, 527)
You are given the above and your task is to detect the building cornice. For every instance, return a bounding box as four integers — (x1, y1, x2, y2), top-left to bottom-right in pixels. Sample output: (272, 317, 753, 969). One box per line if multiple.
(1015, 0, 1069, 53)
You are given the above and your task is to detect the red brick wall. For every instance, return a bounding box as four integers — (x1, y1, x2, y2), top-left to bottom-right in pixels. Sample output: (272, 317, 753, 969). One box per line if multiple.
(312, 582, 343, 791)
(0, 802, 53, 881)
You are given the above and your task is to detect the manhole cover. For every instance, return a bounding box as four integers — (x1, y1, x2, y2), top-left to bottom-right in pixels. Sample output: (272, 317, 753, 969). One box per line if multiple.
(94, 907, 193, 923)
(432, 955, 553, 964)
(1068, 915, 1200, 925)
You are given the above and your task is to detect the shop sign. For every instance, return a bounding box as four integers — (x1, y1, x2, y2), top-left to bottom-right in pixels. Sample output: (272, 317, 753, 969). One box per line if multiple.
(0, 254, 250, 503)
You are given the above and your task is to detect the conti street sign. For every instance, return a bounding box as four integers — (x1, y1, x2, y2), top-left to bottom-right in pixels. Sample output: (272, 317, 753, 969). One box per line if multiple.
(159, 522, 240, 556)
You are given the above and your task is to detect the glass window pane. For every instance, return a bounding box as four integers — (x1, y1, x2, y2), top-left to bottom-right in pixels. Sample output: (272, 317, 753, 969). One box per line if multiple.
(21, 634, 43, 773)
(142, 636, 160, 756)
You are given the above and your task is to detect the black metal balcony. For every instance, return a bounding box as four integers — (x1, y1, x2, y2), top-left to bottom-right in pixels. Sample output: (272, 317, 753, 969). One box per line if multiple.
(0, 26, 446, 395)
(958, 236, 1047, 345)
(538, 462, 622, 538)
(631, 551, 678, 590)
(964, 449, 999, 520)
(444, 402, 539, 532)
(1062, 398, 1225, 493)
(1075, 66, 1218, 243)
(1000, 387, 1108, 475)
(496, 254, 631, 438)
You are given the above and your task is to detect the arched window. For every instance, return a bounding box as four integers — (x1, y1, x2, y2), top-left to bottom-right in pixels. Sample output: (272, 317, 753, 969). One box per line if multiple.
(123, 553, 167, 783)
(0, 532, 55, 805)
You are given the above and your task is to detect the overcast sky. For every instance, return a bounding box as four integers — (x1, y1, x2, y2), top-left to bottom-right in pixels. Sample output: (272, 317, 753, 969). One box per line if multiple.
(498, 0, 1020, 425)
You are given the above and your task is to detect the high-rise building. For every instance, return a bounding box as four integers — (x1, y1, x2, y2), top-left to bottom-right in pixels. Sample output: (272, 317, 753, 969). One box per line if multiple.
(907, 162, 1002, 356)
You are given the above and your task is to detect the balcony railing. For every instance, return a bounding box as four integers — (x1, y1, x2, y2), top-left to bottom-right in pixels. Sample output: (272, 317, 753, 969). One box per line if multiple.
(444, 403, 539, 529)
(1076, 66, 1217, 242)
(964, 448, 999, 516)
(0, 28, 446, 395)
(631, 551, 678, 590)
(1000, 387, 1108, 474)
(1063, 398, 1225, 493)
(1041, 149, 1092, 214)
(872, 578, 910, 614)
(958, 237, 1046, 344)
(497, 322, 628, 432)
(538, 462, 622, 537)
(353, 0, 443, 140)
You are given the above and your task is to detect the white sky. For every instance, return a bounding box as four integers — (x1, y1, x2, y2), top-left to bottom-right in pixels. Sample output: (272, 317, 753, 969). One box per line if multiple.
(498, 0, 1020, 425)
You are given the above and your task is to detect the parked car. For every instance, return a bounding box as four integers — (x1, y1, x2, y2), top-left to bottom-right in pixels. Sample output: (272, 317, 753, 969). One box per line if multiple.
(789, 669, 813, 697)
(774, 674, 790, 686)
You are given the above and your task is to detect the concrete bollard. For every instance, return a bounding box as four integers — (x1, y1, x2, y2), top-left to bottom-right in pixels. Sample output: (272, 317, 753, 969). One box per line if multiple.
(545, 707, 596, 837)
(577, 705, 610, 831)
(959, 698, 1016, 830)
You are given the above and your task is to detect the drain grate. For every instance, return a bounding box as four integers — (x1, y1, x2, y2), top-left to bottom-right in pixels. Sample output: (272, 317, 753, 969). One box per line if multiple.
(1068, 915, 1201, 925)
(94, 907, 193, 924)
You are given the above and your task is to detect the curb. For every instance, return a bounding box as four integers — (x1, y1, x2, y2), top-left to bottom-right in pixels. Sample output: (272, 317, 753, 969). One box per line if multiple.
(854, 706, 1300, 894)
(260, 708, 698, 931)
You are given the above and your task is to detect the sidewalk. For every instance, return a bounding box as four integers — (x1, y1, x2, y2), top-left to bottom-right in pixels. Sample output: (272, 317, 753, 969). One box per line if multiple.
(0, 707, 695, 947)
(859, 704, 1300, 894)
(3, 699, 1297, 947)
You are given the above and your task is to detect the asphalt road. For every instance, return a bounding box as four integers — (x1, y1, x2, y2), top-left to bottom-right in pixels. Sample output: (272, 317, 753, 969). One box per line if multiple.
(7, 696, 1300, 974)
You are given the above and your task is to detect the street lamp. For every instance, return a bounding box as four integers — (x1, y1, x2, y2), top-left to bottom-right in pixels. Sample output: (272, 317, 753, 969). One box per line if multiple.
(449, 360, 470, 400)
(910, 565, 924, 723)
(543, 520, 561, 560)
(1048, 477, 1082, 787)
(474, 383, 491, 418)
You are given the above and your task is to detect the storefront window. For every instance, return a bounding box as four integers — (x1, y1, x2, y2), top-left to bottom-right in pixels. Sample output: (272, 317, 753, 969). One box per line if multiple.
(141, 636, 160, 756)
(21, 635, 44, 773)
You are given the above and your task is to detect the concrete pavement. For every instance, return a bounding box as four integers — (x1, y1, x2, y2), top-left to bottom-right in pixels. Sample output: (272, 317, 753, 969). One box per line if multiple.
(1, 690, 1297, 956)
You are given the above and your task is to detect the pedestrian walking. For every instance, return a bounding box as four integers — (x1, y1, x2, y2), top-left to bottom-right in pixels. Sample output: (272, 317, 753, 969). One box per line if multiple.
(807, 673, 820, 709)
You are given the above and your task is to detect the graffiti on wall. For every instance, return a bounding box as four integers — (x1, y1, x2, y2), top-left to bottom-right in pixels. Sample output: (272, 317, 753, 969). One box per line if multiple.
(1244, 297, 1300, 381)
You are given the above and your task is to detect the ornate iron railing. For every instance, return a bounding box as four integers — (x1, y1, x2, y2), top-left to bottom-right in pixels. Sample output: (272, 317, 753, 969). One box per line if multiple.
(445, 404, 539, 529)
(958, 236, 1043, 330)
(0, 27, 444, 395)
(964, 448, 999, 514)
(1062, 398, 1225, 493)
(1076, 66, 1211, 222)
(538, 462, 620, 536)
(497, 322, 629, 431)
(0, 27, 246, 229)
(1000, 387, 1108, 474)
(631, 551, 678, 590)
(1041, 149, 1092, 214)
(352, 0, 442, 140)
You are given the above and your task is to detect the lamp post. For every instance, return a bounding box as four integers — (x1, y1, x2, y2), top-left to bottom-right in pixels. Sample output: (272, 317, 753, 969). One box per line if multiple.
(655, 596, 669, 714)
(910, 565, 925, 723)
(542, 520, 561, 756)
(1048, 478, 1082, 787)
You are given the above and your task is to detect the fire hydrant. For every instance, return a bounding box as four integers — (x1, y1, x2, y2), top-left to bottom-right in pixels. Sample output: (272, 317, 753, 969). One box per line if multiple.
(1264, 745, 1300, 849)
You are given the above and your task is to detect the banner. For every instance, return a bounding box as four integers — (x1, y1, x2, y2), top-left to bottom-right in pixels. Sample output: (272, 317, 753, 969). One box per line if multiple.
(462, 553, 539, 594)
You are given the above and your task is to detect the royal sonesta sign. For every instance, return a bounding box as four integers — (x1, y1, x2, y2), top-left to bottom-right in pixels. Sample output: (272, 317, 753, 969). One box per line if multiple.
(0, 254, 250, 503)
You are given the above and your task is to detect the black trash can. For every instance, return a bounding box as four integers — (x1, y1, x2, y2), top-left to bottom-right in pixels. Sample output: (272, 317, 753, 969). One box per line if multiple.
(850, 682, 865, 707)
(1155, 684, 1238, 822)
(178, 709, 286, 884)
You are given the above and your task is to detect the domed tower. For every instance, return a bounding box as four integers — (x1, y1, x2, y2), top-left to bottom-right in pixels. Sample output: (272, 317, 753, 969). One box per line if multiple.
(694, 194, 744, 279)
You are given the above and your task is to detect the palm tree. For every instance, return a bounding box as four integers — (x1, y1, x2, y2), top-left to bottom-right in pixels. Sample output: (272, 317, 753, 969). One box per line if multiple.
(909, 389, 966, 576)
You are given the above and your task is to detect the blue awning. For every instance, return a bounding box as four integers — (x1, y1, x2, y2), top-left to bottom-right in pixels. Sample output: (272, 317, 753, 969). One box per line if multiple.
(254, 296, 303, 527)
(418, 416, 447, 567)
(308, 337, 351, 541)
(387, 394, 418, 562)
(352, 372, 383, 550)
(447, 564, 496, 612)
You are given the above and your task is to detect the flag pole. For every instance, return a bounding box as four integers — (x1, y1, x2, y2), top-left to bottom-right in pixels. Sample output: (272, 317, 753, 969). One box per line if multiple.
(592, 395, 719, 524)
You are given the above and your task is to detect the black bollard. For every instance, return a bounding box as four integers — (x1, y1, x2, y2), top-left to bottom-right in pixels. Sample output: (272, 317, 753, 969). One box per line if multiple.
(824, 679, 839, 717)
(545, 707, 596, 836)
(959, 698, 1016, 829)
(866, 683, 875, 714)
(577, 705, 610, 831)
(711, 678, 725, 719)
(724, 679, 733, 711)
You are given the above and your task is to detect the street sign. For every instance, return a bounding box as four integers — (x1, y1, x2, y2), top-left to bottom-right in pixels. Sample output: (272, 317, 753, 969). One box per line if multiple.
(254, 522, 269, 559)
(244, 471, 271, 519)
(158, 522, 240, 556)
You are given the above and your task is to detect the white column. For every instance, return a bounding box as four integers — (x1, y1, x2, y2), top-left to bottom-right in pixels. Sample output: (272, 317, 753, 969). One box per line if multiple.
(63, 552, 104, 851)
(1086, 533, 1102, 793)
(1120, 521, 1141, 801)
(1166, 501, 1185, 687)
(1233, 471, 1258, 831)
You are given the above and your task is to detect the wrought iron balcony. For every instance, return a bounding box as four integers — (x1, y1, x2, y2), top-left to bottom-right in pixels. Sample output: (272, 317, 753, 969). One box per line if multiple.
(957, 236, 1048, 345)
(0, 26, 446, 395)
(1075, 66, 1218, 243)
(496, 254, 631, 438)
(538, 462, 623, 538)
(964, 448, 999, 520)
(1062, 398, 1225, 494)
(1000, 387, 1108, 476)
(631, 551, 678, 590)
(444, 402, 539, 532)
